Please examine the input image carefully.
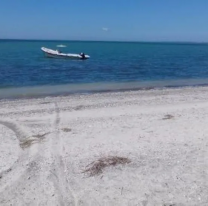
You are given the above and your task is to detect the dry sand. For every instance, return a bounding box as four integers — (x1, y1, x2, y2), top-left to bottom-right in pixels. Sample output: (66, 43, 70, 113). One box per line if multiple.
(0, 87, 208, 206)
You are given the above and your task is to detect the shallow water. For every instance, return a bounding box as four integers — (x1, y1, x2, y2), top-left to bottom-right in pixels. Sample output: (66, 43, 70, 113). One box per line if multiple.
(1, 79, 208, 99)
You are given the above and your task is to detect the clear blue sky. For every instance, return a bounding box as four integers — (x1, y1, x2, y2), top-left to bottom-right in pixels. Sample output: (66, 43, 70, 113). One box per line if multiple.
(1, 0, 208, 42)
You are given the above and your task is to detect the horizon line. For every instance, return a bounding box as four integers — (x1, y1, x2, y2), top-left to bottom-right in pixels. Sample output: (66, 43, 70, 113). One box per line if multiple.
(0, 38, 208, 44)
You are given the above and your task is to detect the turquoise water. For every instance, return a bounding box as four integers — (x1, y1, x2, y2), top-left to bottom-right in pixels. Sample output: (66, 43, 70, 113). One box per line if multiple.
(1, 40, 208, 90)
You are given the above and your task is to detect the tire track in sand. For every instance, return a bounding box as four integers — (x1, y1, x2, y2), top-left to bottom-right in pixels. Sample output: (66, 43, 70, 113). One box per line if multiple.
(0, 120, 38, 193)
(50, 103, 78, 206)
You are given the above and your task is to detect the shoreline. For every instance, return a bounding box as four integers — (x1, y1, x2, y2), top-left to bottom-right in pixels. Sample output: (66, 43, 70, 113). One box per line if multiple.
(1, 78, 208, 100)
(0, 86, 208, 205)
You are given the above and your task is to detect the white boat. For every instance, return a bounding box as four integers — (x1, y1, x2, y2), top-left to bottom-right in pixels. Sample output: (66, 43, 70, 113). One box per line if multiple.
(56, 44, 67, 48)
(41, 47, 90, 60)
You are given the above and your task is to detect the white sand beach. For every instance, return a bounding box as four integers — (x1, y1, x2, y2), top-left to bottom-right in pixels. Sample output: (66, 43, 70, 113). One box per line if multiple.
(0, 87, 208, 206)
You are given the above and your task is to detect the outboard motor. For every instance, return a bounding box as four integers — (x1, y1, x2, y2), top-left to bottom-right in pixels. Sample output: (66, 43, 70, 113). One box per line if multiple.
(80, 52, 85, 59)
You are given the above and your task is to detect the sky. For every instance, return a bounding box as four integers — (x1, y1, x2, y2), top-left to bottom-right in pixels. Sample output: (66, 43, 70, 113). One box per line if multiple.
(1, 0, 208, 42)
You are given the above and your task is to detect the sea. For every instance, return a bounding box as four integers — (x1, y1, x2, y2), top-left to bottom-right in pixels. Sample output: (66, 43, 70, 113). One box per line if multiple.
(1, 39, 208, 98)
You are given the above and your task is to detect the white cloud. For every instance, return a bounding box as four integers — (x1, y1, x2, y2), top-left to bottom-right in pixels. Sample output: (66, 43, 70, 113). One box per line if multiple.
(102, 27, 109, 31)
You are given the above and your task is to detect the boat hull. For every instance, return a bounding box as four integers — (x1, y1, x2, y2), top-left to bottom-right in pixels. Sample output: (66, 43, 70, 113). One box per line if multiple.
(41, 47, 90, 60)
